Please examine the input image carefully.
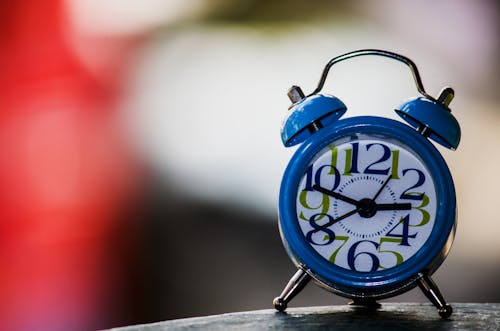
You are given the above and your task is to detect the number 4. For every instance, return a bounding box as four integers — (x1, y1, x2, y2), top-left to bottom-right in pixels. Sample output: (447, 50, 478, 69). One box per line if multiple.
(385, 214, 417, 246)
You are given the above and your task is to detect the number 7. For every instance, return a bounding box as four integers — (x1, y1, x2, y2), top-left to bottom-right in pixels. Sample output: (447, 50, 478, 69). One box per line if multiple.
(326, 235, 349, 263)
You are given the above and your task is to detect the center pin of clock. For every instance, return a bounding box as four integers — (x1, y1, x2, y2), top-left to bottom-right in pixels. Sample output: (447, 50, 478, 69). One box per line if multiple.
(357, 198, 377, 218)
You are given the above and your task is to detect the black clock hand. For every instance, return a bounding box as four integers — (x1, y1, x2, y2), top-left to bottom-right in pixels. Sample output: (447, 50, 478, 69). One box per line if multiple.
(371, 175, 413, 211)
(312, 184, 360, 206)
(372, 174, 393, 201)
(313, 178, 411, 223)
(376, 203, 412, 211)
(311, 208, 360, 233)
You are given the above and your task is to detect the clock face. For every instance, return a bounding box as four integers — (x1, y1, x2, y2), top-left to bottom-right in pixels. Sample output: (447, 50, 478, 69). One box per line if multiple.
(295, 134, 437, 273)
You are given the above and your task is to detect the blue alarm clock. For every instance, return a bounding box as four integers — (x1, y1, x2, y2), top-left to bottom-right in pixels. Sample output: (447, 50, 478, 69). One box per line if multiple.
(273, 49, 460, 318)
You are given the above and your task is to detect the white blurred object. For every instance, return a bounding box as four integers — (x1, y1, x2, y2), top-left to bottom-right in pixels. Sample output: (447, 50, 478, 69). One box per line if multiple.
(65, 0, 205, 35)
(359, 0, 499, 97)
(124, 23, 455, 214)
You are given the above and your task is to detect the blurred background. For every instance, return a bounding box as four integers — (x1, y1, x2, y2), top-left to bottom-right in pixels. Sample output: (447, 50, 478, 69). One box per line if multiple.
(1, 0, 499, 330)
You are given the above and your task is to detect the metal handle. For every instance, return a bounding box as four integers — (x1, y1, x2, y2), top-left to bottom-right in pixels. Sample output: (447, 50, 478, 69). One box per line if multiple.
(310, 49, 435, 101)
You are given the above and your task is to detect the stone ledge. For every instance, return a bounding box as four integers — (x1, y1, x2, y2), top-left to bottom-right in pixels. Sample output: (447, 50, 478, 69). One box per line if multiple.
(106, 303, 500, 331)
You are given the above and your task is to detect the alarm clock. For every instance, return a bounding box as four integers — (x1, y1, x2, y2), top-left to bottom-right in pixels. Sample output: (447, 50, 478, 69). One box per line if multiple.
(273, 49, 460, 318)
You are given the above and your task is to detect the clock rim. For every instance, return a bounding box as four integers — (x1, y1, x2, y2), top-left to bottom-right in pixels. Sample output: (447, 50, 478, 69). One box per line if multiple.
(278, 116, 456, 297)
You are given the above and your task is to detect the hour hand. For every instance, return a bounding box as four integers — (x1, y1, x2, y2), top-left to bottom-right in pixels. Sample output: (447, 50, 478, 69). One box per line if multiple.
(376, 203, 412, 211)
(312, 185, 360, 206)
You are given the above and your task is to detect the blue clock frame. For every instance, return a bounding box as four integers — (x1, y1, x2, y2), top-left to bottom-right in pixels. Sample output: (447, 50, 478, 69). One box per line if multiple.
(278, 116, 456, 296)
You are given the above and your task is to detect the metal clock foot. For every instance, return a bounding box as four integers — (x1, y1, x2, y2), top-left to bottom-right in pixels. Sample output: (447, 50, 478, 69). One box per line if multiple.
(348, 298, 381, 309)
(417, 273, 453, 318)
(273, 269, 311, 312)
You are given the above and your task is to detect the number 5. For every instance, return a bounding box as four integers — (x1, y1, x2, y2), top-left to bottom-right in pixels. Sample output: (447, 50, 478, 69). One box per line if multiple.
(378, 237, 404, 269)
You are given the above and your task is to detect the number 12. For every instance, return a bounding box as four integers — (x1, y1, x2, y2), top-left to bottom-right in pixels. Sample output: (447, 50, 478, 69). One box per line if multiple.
(330, 142, 400, 178)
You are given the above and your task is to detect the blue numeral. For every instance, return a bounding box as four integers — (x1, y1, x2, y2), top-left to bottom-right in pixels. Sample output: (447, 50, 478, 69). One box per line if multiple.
(347, 240, 380, 272)
(400, 168, 425, 200)
(306, 213, 336, 246)
(303, 164, 341, 192)
(364, 143, 391, 175)
(385, 214, 417, 246)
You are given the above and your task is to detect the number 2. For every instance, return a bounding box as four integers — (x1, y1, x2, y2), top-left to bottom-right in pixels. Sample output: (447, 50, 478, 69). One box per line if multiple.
(400, 168, 425, 200)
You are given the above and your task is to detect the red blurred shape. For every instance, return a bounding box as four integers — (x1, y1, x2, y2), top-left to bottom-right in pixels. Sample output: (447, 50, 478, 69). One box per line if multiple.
(0, 1, 141, 330)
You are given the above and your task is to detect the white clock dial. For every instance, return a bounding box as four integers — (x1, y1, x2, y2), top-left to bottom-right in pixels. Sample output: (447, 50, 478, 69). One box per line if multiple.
(296, 135, 437, 272)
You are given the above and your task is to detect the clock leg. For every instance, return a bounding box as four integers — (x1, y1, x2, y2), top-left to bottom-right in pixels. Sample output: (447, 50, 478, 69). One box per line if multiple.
(273, 269, 311, 312)
(417, 273, 453, 318)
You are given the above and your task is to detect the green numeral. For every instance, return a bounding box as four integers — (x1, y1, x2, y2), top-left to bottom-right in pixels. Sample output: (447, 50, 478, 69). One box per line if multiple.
(325, 235, 349, 263)
(329, 145, 355, 175)
(299, 190, 330, 221)
(409, 193, 430, 227)
(378, 237, 404, 269)
(391, 150, 400, 179)
(329, 146, 338, 174)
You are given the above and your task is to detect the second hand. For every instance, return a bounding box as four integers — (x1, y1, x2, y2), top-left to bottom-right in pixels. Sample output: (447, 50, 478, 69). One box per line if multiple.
(311, 208, 360, 234)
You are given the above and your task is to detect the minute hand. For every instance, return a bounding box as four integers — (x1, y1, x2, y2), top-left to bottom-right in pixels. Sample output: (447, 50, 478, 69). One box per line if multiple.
(376, 203, 412, 211)
(312, 185, 360, 206)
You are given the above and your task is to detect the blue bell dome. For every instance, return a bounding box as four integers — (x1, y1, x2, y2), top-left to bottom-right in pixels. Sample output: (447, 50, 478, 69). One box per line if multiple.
(281, 94, 347, 147)
(396, 97, 460, 150)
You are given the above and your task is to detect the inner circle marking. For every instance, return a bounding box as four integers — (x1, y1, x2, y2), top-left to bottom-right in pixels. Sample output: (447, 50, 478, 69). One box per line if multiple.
(333, 175, 398, 238)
